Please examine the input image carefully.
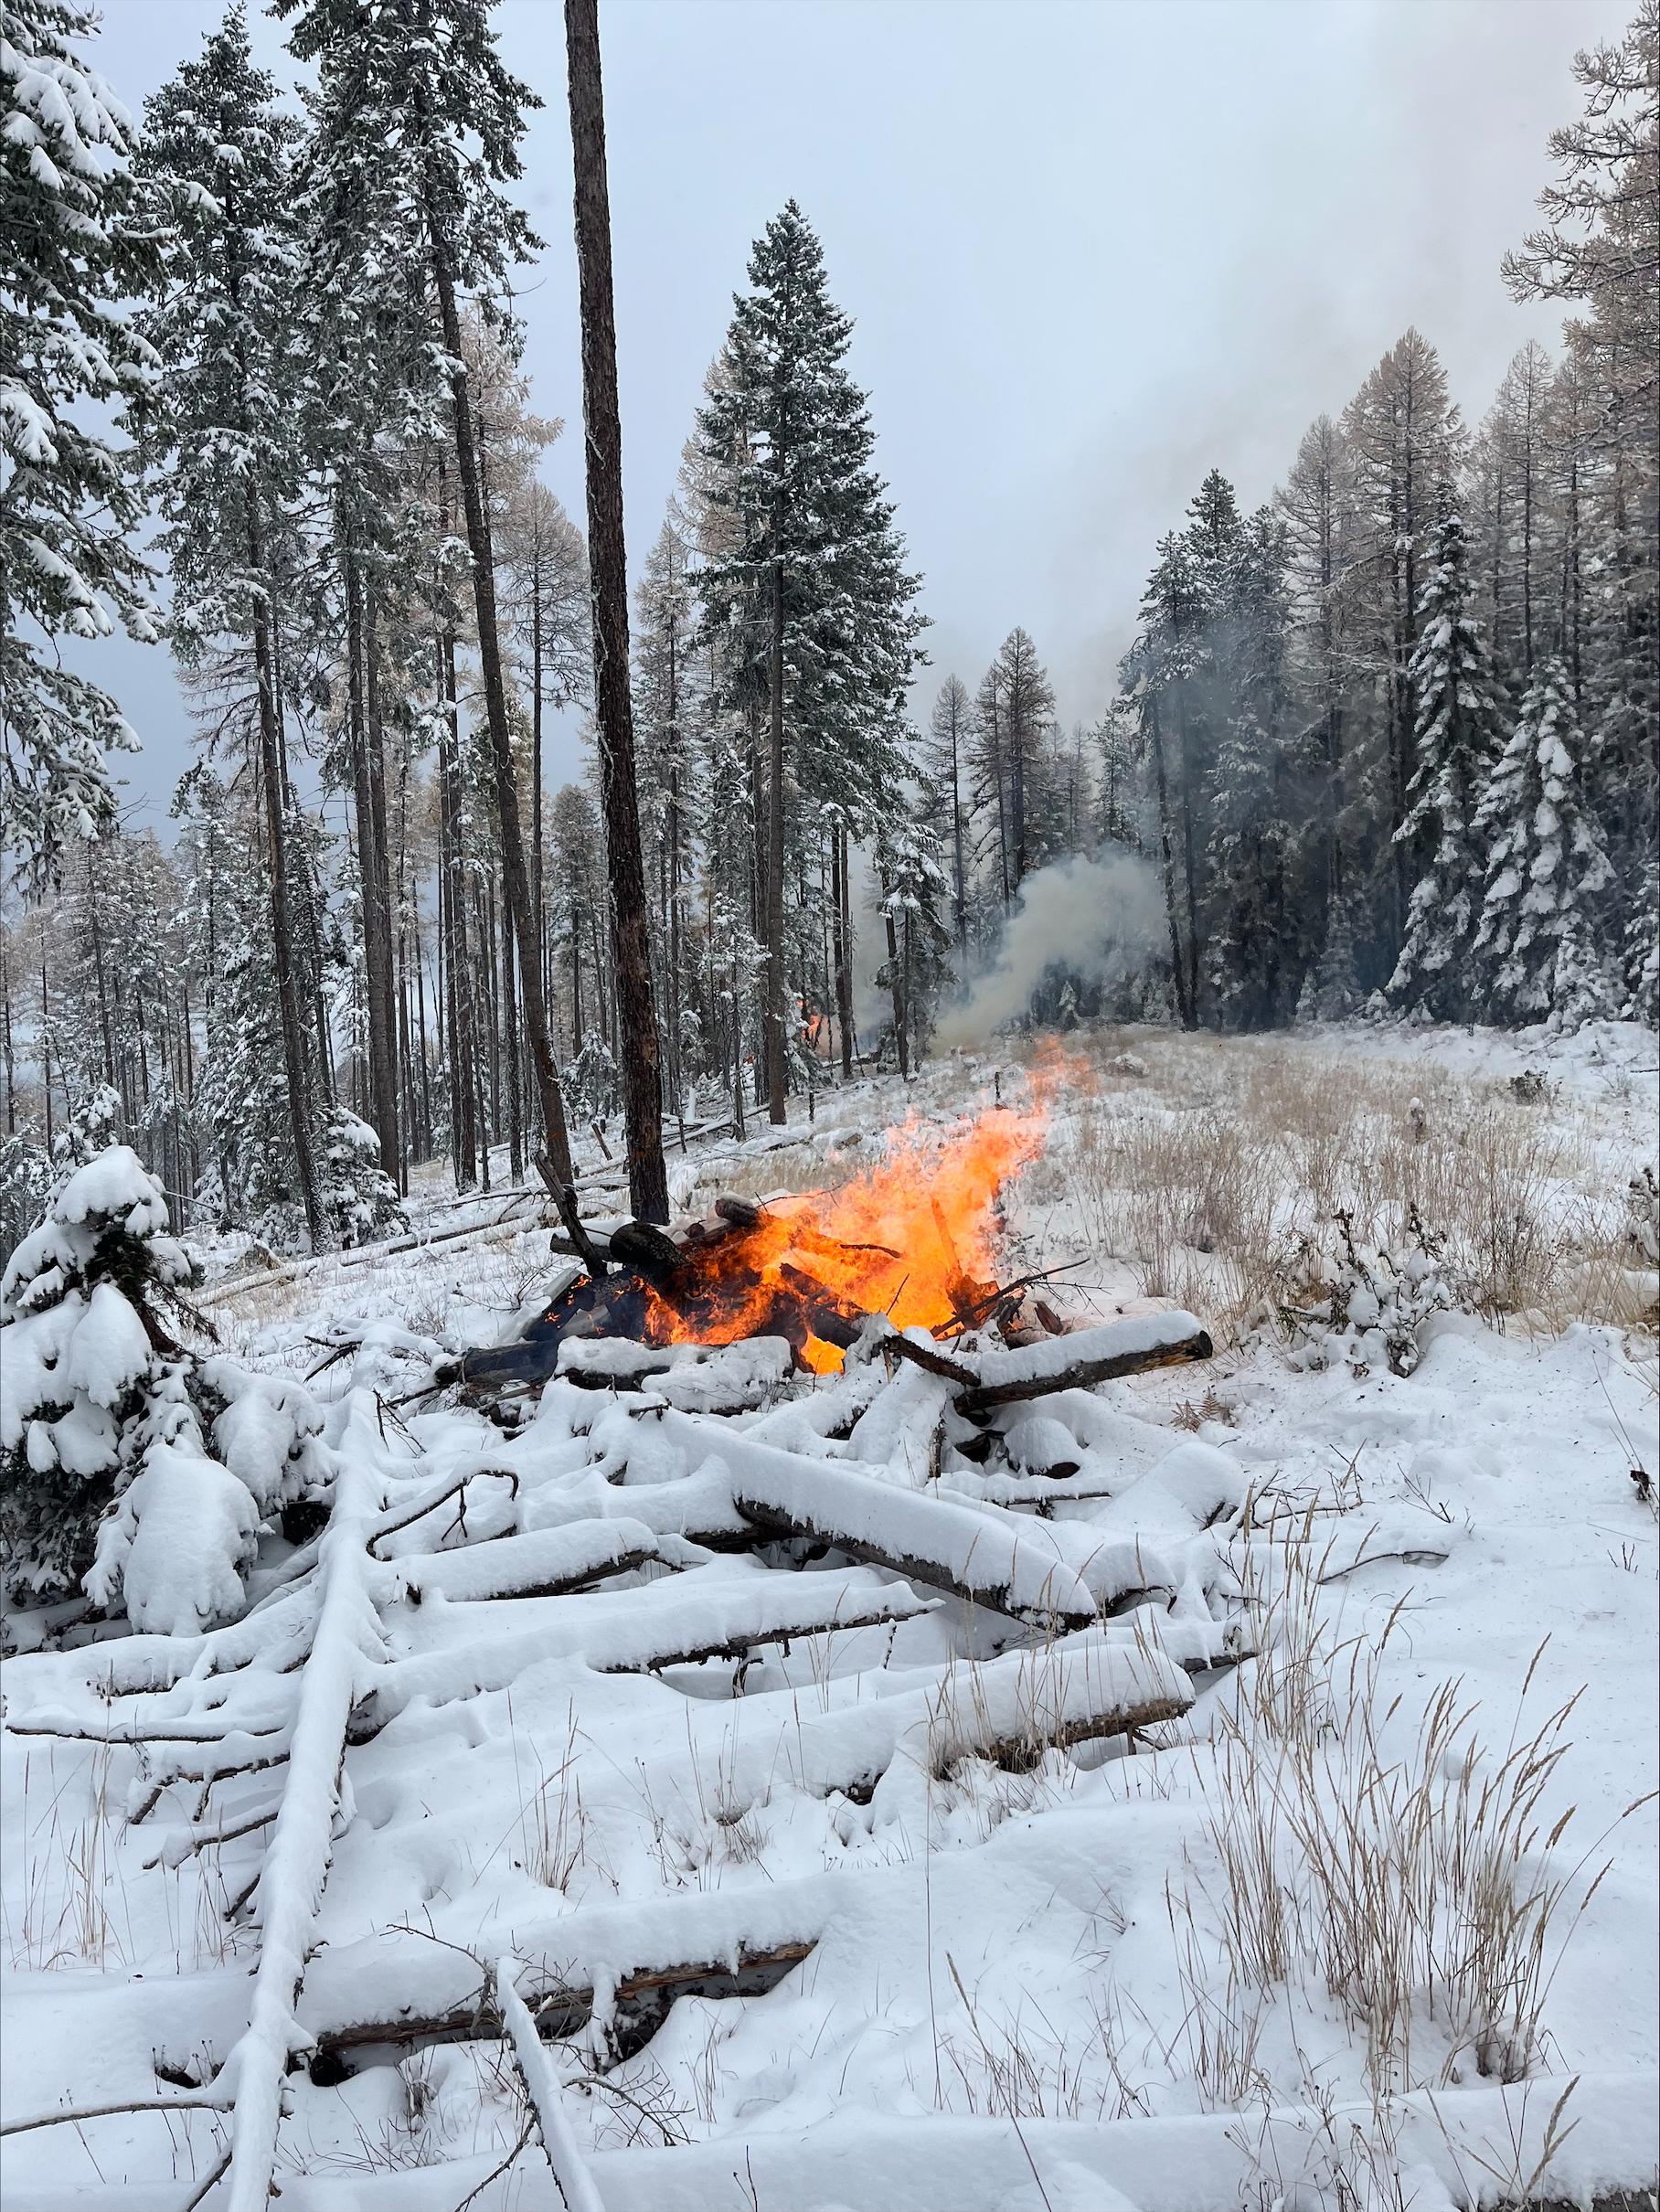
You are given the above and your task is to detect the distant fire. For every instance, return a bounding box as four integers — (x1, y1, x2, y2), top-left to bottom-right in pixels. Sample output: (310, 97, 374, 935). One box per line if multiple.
(642, 1092, 1051, 1373)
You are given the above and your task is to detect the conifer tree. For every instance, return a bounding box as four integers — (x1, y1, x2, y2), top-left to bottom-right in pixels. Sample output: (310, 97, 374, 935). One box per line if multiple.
(1206, 510, 1306, 1028)
(1, 0, 160, 870)
(924, 676, 974, 958)
(1388, 511, 1511, 1019)
(1473, 657, 1615, 1024)
(282, 0, 580, 1185)
(133, 7, 327, 1247)
(694, 202, 924, 1121)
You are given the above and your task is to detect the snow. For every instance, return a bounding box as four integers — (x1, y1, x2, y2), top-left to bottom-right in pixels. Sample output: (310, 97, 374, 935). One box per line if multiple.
(1, 1026, 1654, 2208)
(85, 1438, 259, 1636)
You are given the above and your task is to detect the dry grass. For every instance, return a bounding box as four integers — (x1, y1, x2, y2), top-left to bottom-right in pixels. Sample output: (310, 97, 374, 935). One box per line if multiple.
(1185, 1529, 1650, 2100)
(1052, 1029, 1656, 1345)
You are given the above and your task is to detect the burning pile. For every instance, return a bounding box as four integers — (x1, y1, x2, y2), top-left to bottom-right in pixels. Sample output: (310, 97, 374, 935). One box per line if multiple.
(462, 1099, 1054, 1395)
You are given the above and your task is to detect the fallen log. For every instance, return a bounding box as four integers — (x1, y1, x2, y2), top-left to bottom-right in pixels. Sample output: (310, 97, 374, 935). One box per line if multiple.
(387, 1518, 668, 1606)
(716, 1432, 1099, 1630)
(349, 1565, 936, 1737)
(310, 1941, 816, 2063)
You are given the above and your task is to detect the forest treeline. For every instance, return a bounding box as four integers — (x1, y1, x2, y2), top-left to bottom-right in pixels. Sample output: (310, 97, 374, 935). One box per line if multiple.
(1, 0, 1655, 1254)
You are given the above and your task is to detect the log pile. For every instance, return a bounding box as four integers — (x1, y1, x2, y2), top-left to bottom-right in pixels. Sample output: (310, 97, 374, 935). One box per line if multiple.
(1, 1179, 1228, 2207)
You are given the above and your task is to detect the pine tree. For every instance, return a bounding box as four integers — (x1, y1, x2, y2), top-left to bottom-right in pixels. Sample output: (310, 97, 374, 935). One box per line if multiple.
(0, 1139, 258, 1626)
(282, 0, 580, 1186)
(132, 6, 327, 1247)
(693, 202, 924, 1121)
(1206, 510, 1307, 1028)
(1388, 511, 1511, 1019)
(974, 628, 1059, 892)
(633, 512, 701, 1110)
(923, 675, 974, 958)
(1094, 700, 1142, 852)
(1, 1, 161, 870)
(1473, 658, 1615, 1025)
(874, 812, 952, 1078)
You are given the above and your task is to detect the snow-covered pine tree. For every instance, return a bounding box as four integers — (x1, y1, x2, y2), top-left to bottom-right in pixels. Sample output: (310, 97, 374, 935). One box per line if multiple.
(874, 812, 953, 1077)
(1205, 509, 1309, 1028)
(131, 5, 327, 1248)
(282, 0, 579, 1186)
(1472, 657, 1616, 1026)
(0, 1142, 258, 1628)
(633, 511, 702, 1106)
(1387, 510, 1511, 1021)
(973, 628, 1059, 895)
(1, 0, 160, 871)
(1094, 699, 1142, 854)
(693, 202, 925, 1121)
(921, 676, 975, 961)
(1505, 6, 1657, 1018)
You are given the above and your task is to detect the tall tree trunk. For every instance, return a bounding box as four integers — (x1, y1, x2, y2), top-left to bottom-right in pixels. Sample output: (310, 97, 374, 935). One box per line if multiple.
(763, 541, 789, 1122)
(563, 0, 670, 1216)
(436, 622, 478, 1190)
(1147, 694, 1194, 1030)
(832, 824, 855, 1079)
(250, 507, 325, 1249)
(418, 154, 576, 1190)
(884, 906, 909, 1079)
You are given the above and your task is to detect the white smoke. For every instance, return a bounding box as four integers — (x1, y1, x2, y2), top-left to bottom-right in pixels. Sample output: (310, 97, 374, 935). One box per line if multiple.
(933, 850, 1165, 1048)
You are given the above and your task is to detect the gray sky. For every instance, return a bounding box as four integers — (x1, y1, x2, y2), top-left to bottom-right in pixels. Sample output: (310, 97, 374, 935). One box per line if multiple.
(83, 0, 1621, 829)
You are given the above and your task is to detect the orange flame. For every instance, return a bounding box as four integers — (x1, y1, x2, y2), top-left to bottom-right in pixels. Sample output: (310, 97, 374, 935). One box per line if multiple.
(642, 1083, 1056, 1374)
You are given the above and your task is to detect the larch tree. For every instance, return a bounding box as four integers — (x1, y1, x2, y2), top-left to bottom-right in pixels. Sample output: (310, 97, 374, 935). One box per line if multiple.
(1, 0, 161, 873)
(1506, 0, 1658, 1016)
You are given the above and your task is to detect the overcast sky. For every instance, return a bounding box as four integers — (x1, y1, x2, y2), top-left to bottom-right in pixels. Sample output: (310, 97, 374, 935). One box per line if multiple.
(84, 0, 1622, 830)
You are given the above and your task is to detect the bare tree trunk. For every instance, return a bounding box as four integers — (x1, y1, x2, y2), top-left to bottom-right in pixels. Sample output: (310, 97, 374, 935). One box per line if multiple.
(250, 512, 325, 1249)
(563, 0, 669, 1218)
(418, 160, 575, 1190)
(763, 544, 788, 1122)
(1146, 694, 1194, 1031)
(832, 824, 855, 1079)
(883, 907, 908, 1079)
(436, 621, 478, 1190)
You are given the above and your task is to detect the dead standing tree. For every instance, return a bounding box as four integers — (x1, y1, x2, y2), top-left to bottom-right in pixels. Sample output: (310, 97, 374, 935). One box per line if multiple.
(563, 0, 670, 1223)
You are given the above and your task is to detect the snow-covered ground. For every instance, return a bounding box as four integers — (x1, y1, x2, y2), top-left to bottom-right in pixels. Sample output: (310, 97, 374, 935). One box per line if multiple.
(3, 1021, 1655, 2211)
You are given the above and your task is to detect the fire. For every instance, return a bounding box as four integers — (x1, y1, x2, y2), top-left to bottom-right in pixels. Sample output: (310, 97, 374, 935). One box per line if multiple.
(641, 1091, 1050, 1373)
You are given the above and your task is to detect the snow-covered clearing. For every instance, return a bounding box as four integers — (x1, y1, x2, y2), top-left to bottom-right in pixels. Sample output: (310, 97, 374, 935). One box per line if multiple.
(3, 1021, 1655, 2211)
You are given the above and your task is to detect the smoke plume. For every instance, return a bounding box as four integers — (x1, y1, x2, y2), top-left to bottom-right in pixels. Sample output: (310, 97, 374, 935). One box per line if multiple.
(932, 850, 1165, 1048)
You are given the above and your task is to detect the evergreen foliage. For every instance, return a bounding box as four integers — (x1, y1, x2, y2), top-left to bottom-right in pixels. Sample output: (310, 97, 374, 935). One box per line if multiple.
(1, 0, 160, 870)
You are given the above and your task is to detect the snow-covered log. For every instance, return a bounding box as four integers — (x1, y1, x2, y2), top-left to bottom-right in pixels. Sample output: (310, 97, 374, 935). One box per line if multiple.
(955, 1310, 1212, 1411)
(386, 1516, 667, 1604)
(217, 1445, 384, 2212)
(716, 1430, 1101, 1628)
(351, 1561, 935, 1736)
